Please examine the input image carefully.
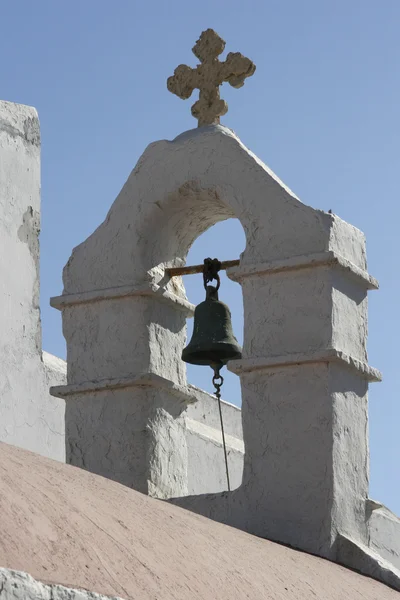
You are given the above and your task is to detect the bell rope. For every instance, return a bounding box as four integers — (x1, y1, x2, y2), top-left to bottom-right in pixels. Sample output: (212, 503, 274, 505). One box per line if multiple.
(212, 367, 231, 492)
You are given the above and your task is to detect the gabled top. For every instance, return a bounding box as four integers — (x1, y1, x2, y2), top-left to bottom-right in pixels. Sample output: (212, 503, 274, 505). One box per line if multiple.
(60, 124, 367, 296)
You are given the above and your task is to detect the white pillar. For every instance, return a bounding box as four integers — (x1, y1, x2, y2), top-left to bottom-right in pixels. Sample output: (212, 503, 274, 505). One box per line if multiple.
(0, 100, 65, 460)
(51, 286, 195, 497)
(227, 243, 380, 558)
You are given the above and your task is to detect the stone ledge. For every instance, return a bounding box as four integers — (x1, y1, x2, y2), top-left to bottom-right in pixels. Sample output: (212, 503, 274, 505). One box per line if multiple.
(227, 250, 379, 290)
(50, 372, 198, 403)
(228, 349, 382, 382)
(367, 499, 400, 572)
(336, 533, 400, 592)
(50, 282, 195, 316)
(185, 385, 243, 440)
(186, 418, 244, 453)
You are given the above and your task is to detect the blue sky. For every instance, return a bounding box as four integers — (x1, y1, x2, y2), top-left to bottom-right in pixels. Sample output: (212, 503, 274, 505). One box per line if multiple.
(1, 1, 399, 514)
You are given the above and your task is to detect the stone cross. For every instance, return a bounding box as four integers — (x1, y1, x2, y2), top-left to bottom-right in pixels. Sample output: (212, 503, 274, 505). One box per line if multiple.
(167, 29, 256, 127)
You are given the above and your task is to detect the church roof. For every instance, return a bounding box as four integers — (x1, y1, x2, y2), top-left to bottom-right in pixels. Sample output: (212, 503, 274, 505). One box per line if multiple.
(0, 442, 396, 600)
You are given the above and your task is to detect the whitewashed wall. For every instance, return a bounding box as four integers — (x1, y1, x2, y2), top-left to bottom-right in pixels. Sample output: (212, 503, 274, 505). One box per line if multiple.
(0, 100, 65, 461)
(0, 106, 243, 485)
(2, 99, 399, 591)
(185, 386, 243, 493)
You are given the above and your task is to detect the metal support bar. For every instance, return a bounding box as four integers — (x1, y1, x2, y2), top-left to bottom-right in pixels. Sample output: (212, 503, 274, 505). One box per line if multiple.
(166, 259, 240, 278)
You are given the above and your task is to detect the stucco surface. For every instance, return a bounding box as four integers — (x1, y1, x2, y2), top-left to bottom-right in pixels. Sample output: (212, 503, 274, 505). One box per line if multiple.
(52, 123, 390, 580)
(186, 422, 243, 493)
(185, 386, 244, 493)
(0, 568, 122, 600)
(0, 100, 66, 461)
(60, 124, 346, 295)
(2, 95, 398, 597)
(0, 441, 398, 600)
(368, 500, 400, 571)
(0, 99, 243, 488)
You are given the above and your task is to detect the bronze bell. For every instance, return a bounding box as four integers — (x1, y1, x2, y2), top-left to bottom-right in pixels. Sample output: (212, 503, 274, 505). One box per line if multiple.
(182, 285, 242, 369)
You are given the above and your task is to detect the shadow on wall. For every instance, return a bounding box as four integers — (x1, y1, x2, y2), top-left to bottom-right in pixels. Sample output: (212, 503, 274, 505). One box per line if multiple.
(182, 218, 245, 407)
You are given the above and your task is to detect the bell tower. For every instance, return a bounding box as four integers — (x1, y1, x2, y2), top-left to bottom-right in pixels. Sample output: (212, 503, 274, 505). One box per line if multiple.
(51, 28, 400, 591)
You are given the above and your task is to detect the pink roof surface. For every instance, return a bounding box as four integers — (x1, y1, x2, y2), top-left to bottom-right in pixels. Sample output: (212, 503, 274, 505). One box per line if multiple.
(0, 441, 396, 599)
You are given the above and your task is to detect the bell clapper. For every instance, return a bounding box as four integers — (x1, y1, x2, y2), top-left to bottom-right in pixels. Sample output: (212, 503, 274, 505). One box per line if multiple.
(212, 365, 231, 492)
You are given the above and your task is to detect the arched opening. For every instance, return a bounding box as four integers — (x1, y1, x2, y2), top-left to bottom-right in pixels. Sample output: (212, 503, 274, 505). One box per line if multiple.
(140, 181, 248, 495)
(182, 218, 246, 407)
(178, 218, 246, 495)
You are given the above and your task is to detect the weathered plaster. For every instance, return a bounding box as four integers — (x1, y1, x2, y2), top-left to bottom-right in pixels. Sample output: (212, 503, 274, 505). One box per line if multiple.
(185, 387, 244, 493)
(336, 534, 400, 592)
(367, 500, 400, 571)
(3, 95, 397, 593)
(52, 124, 398, 589)
(1, 99, 241, 488)
(0, 568, 123, 600)
(51, 375, 244, 496)
(0, 100, 66, 461)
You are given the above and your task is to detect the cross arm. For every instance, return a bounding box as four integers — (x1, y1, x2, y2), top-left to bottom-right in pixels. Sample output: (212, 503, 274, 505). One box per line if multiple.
(167, 64, 199, 99)
(222, 52, 256, 89)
